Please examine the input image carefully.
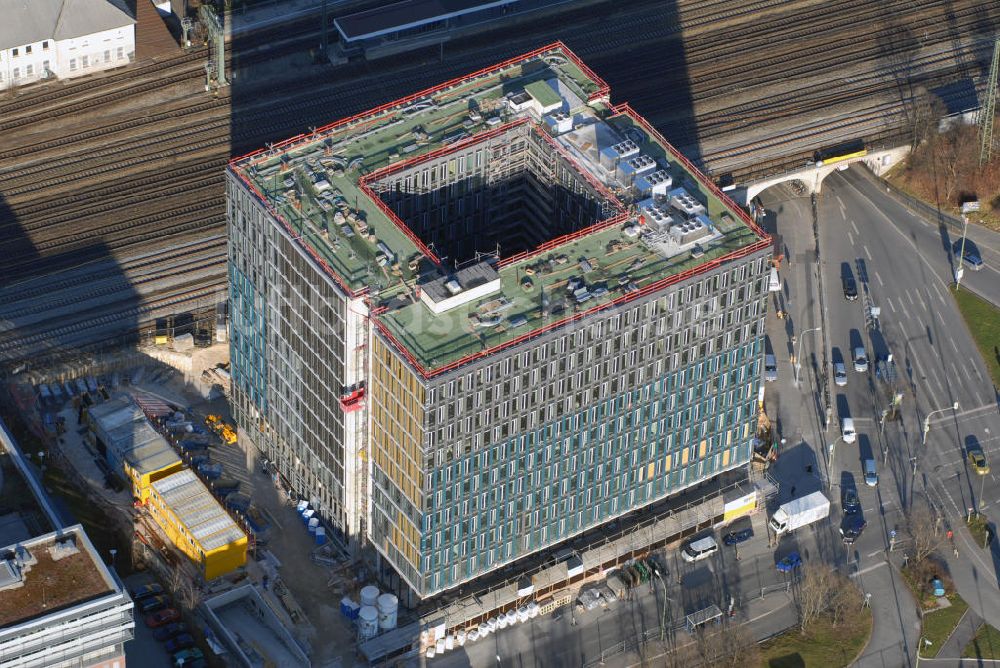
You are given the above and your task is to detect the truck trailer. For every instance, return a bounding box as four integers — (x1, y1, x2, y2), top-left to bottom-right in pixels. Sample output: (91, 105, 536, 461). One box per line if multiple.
(769, 491, 830, 535)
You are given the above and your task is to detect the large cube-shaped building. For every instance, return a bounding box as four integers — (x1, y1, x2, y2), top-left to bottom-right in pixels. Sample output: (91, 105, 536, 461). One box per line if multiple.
(226, 43, 771, 600)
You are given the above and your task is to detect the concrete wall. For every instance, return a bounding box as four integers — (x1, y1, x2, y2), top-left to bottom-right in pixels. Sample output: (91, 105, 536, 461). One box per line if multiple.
(0, 24, 135, 91)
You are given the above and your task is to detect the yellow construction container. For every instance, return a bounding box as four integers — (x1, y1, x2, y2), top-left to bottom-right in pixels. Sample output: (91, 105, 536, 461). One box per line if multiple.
(148, 469, 248, 580)
(219, 424, 237, 445)
(154, 335, 170, 345)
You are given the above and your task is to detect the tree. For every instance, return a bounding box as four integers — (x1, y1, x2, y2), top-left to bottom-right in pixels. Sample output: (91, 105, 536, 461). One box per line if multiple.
(797, 562, 840, 633)
(908, 499, 945, 563)
(690, 620, 760, 668)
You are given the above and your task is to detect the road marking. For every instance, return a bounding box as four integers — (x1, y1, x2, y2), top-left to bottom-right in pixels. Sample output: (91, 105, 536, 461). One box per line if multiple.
(874, 271, 883, 287)
(886, 296, 896, 313)
(950, 337, 959, 354)
(836, 196, 847, 218)
(931, 282, 946, 305)
(929, 366, 946, 396)
(963, 364, 974, 384)
(850, 560, 888, 578)
(866, 550, 883, 558)
(863, 245, 872, 261)
(848, 231, 855, 246)
(907, 291, 915, 306)
(851, 220, 859, 235)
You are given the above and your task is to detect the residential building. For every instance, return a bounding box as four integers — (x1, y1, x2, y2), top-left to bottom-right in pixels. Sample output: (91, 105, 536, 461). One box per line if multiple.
(0, 0, 135, 91)
(226, 43, 771, 601)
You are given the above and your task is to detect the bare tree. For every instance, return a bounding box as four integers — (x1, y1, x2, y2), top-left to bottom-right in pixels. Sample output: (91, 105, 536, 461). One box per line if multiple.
(691, 621, 761, 668)
(908, 499, 945, 563)
(797, 562, 839, 633)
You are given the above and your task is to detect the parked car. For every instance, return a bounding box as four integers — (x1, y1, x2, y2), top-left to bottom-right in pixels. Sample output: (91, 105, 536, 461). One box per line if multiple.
(853, 346, 868, 373)
(130, 583, 164, 600)
(681, 536, 719, 563)
(138, 595, 171, 615)
(776, 552, 802, 573)
(153, 622, 188, 642)
(723, 525, 754, 546)
(833, 361, 848, 387)
(842, 276, 858, 301)
(842, 487, 861, 515)
(841, 417, 857, 444)
(764, 354, 778, 382)
(145, 608, 180, 628)
(863, 459, 878, 487)
(173, 648, 204, 666)
(165, 634, 196, 653)
(840, 516, 868, 544)
(968, 446, 990, 475)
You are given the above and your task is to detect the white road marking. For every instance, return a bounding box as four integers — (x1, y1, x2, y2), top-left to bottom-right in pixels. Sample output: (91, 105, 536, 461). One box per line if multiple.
(836, 196, 847, 218)
(932, 282, 946, 305)
(928, 366, 946, 396)
(962, 365, 975, 384)
(863, 245, 872, 261)
(950, 337, 959, 354)
(850, 561, 888, 578)
(874, 271, 883, 287)
(867, 550, 883, 558)
(936, 311, 947, 328)
(886, 296, 896, 313)
(907, 291, 915, 306)
(848, 231, 855, 246)
(851, 220, 859, 235)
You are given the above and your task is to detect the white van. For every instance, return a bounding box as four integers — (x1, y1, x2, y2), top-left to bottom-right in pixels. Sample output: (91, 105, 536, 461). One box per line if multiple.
(681, 536, 719, 563)
(842, 417, 857, 444)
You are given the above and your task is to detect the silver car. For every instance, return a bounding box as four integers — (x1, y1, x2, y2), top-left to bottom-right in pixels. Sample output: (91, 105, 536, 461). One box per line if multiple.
(853, 346, 868, 373)
(764, 354, 777, 382)
(833, 361, 847, 386)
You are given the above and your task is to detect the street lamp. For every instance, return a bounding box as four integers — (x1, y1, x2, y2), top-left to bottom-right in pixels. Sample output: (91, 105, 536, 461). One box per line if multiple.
(109, 549, 117, 570)
(793, 327, 822, 387)
(922, 401, 959, 446)
(916, 636, 933, 665)
(827, 436, 845, 490)
(955, 215, 969, 288)
(653, 568, 670, 643)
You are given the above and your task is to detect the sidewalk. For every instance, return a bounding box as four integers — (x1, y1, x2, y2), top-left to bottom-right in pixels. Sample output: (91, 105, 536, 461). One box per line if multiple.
(944, 527, 1000, 631)
(939, 608, 984, 659)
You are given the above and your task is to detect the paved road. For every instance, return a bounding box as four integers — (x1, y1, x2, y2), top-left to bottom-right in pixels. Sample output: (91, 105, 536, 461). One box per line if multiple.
(840, 168, 1000, 311)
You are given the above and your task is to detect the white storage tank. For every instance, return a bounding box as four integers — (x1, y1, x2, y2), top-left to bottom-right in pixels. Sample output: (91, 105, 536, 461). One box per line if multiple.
(435, 638, 445, 653)
(358, 606, 379, 639)
(360, 585, 380, 608)
(377, 593, 398, 630)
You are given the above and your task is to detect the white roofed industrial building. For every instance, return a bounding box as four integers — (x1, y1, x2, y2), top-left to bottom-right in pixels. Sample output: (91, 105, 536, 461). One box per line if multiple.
(0, 0, 135, 90)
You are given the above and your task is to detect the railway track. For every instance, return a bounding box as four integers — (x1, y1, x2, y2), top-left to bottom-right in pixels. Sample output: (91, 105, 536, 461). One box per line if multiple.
(0, 0, 996, 365)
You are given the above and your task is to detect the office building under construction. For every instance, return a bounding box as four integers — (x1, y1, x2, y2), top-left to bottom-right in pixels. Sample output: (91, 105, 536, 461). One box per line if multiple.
(226, 42, 771, 601)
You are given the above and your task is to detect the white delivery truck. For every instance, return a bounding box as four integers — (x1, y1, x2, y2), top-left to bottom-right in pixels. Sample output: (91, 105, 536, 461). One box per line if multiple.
(769, 491, 830, 536)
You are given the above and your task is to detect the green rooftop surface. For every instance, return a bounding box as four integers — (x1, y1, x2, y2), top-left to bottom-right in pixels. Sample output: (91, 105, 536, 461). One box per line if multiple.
(525, 80, 562, 108)
(230, 44, 764, 375)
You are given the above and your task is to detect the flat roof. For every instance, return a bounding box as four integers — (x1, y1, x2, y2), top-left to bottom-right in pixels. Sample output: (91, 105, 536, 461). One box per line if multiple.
(229, 43, 767, 379)
(152, 470, 246, 553)
(89, 396, 180, 476)
(0, 526, 116, 627)
(335, 0, 515, 42)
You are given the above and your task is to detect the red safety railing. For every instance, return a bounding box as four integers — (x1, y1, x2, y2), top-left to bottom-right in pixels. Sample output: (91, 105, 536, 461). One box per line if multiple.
(530, 124, 624, 210)
(357, 182, 441, 264)
(229, 41, 582, 169)
(610, 103, 769, 241)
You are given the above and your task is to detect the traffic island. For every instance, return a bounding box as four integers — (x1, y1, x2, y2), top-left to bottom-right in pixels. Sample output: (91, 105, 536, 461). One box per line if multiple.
(963, 624, 1000, 659)
(952, 288, 1000, 388)
(758, 609, 872, 668)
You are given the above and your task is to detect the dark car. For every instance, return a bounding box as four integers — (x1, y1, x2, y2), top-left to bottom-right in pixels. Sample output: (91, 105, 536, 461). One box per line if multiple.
(165, 633, 196, 653)
(840, 516, 867, 544)
(130, 583, 164, 600)
(138, 594, 171, 614)
(723, 526, 754, 546)
(153, 622, 188, 642)
(776, 552, 802, 573)
(842, 276, 858, 301)
(954, 241, 984, 270)
(145, 608, 181, 628)
(173, 648, 204, 666)
(842, 487, 861, 515)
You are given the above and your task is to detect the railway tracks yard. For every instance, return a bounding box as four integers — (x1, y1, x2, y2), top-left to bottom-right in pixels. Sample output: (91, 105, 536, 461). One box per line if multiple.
(0, 0, 996, 366)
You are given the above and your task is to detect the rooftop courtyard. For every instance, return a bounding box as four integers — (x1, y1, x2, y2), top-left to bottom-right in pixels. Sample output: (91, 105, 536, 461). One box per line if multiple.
(229, 42, 768, 377)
